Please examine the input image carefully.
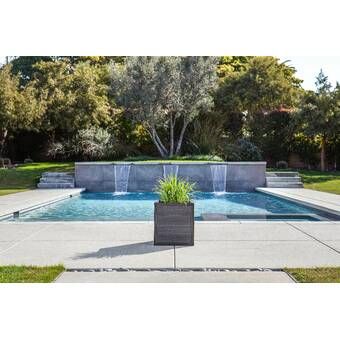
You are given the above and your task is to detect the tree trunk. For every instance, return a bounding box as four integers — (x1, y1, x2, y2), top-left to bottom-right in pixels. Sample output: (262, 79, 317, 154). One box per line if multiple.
(0, 128, 8, 157)
(175, 121, 189, 155)
(169, 113, 175, 157)
(147, 127, 168, 158)
(320, 137, 326, 171)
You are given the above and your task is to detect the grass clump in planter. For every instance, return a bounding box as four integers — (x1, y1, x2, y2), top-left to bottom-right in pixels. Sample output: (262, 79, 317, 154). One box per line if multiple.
(154, 176, 195, 246)
(156, 175, 195, 204)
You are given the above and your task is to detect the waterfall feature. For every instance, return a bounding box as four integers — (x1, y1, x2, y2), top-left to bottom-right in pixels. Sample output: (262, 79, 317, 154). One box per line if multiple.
(210, 164, 227, 193)
(163, 164, 179, 178)
(114, 164, 131, 193)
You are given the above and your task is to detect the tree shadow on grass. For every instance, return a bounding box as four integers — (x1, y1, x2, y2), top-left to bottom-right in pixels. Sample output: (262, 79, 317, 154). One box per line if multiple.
(300, 171, 340, 184)
(73, 241, 172, 260)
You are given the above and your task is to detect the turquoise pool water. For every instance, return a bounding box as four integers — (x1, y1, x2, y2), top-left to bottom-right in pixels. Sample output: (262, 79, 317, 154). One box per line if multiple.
(10, 192, 330, 221)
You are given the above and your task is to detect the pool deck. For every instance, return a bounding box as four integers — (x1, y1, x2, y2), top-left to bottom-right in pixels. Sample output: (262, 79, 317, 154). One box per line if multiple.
(1, 188, 340, 282)
(0, 188, 85, 219)
(256, 188, 340, 216)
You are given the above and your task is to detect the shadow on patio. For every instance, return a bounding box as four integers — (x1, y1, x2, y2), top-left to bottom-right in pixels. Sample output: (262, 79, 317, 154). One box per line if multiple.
(73, 241, 172, 260)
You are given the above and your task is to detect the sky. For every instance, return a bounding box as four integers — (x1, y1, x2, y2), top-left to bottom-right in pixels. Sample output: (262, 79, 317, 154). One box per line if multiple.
(1, 56, 339, 91)
(279, 56, 340, 90)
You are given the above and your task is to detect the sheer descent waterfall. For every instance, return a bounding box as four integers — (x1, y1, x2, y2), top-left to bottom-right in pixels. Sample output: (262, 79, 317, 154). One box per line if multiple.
(163, 164, 179, 178)
(114, 164, 131, 193)
(210, 164, 227, 193)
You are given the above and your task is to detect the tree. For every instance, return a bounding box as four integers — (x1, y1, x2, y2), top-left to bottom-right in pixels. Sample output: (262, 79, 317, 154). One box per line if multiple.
(216, 56, 302, 146)
(294, 70, 340, 171)
(217, 56, 252, 78)
(11, 56, 53, 85)
(111, 56, 218, 157)
(0, 65, 42, 156)
(33, 60, 111, 139)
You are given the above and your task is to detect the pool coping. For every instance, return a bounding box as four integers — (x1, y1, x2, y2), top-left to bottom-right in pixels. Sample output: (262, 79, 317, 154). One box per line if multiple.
(0, 188, 85, 220)
(0, 188, 338, 223)
(256, 187, 340, 218)
(75, 161, 267, 165)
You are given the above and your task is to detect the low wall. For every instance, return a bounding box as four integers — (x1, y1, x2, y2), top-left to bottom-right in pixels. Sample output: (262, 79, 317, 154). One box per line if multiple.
(75, 162, 266, 192)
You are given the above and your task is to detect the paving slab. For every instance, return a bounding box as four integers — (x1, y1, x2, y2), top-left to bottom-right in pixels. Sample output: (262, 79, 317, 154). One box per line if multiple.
(55, 270, 294, 283)
(322, 242, 340, 253)
(289, 222, 340, 241)
(195, 222, 310, 241)
(0, 240, 174, 268)
(10, 222, 154, 242)
(0, 241, 16, 253)
(175, 240, 340, 268)
(0, 189, 84, 218)
(0, 224, 47, 242)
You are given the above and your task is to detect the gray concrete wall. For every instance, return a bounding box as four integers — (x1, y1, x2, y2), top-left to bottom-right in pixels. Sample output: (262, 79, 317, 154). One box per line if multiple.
(75, 162, 266, 192)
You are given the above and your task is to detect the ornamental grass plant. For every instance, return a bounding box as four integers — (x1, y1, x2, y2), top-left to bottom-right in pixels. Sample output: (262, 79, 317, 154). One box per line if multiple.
(156, 175, 195, 204)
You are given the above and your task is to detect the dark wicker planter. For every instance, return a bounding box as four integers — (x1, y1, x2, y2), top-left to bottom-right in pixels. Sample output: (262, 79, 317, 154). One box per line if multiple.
(154, 202, 194, 246)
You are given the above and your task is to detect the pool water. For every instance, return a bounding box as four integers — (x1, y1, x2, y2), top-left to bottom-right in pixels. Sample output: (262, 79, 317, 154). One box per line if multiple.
(11, 192, 329, 221)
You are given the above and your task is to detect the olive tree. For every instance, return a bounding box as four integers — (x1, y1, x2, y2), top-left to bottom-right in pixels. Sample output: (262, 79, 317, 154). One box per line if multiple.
(111, 57, 218, 157)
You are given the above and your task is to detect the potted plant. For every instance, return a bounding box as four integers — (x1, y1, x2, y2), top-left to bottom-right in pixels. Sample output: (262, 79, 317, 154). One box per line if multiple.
(154, 175, 195, 246)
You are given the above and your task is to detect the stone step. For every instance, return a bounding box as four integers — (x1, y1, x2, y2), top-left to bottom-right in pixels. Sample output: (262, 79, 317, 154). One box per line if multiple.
(266, 172, 299, 177)
(42, 172, 74, 178)
(266, 182, 303, 188)
(266, 177, 302, 183)
(40, 177, 75, 183)
(37, 182, 75, 189)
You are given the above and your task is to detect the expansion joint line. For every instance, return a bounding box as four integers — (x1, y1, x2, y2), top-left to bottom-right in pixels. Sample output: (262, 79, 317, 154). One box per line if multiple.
(173, 246, 176, 270)
(287, 222, 340, 256)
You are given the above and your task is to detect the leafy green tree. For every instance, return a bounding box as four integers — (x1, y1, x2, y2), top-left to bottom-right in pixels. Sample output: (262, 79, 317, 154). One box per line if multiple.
(0, 65, 42, 156)
(216, 56, 302, 146)
(10, 56, 53, 85)
(33, 60, 111, 139)
(295, 70, 340, 171)
(217, 56, 252, 78)
(111, 56, 218, 157)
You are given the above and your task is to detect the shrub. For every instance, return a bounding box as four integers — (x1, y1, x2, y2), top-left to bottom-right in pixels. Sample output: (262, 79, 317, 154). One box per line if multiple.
(156, 175, 195, 204)
(46, 127, 114, 161)
(124, 154, 224, 162)
(46, 142, 67, 160)
(276, 160, 288, 169)
(72, 127, 113, 160)
(222, 139, 262, 161)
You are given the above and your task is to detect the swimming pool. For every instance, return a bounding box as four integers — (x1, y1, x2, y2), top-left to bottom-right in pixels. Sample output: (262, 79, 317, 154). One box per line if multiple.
(7, 192, 336, 221)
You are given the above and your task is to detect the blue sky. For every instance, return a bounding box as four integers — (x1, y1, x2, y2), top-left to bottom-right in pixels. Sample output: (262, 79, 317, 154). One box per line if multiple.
(1, 56, 339, 90)
(279, 56, 340, 90)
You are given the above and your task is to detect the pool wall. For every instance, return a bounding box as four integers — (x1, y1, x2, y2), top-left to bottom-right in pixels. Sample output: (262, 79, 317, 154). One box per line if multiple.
(75, 162, 266, 192)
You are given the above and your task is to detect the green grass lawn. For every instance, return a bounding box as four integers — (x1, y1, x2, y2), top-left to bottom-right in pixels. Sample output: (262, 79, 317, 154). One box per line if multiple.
(0, 265, 65, 283)
(299, 170, 340, 195)
(0, 162, 74, 196)
(286, 267, 340, 283)
(267, 168, 340, 195)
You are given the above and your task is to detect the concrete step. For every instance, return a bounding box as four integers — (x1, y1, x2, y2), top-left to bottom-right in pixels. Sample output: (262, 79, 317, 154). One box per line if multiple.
(40, 177, 75, 183)
(42, 172, 74, 178)
(38, 172, 75, 188)
(266, 182, 303, 188)
(266, 177, 302, 183)
(37, 182, 75, 189)
(266, 172, 299, 177)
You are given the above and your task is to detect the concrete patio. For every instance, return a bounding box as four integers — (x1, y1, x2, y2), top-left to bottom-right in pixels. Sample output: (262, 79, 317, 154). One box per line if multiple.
(1, 189, 340, 282)
(1, 220, 340, 281)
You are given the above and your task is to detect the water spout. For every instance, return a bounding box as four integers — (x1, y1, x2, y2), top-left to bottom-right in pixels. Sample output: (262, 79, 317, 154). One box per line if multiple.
(210, 164, 227, 193)
(163, 164, 179, 178)
(114, 164, 131, 193)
